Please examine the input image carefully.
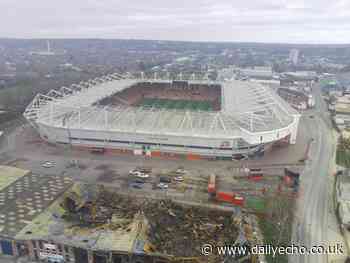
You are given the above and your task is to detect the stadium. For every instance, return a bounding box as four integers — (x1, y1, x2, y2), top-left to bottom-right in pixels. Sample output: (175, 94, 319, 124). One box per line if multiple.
(24, 73, 300, 160)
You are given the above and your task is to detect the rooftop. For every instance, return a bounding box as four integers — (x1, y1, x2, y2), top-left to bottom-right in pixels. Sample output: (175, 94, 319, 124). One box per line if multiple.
(16, 203, 147, 254)
(335, 103, 350, 114)
(24, 75, 299, 139)
(0, 165, 29, 189)
(0, 166, 72, 238)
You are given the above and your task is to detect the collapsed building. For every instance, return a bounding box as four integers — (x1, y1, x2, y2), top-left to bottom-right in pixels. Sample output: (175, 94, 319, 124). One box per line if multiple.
(11, 183, 253, 263)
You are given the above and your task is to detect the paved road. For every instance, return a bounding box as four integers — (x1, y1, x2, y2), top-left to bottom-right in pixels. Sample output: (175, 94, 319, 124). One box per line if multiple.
(291, 84, 338, 263)
(0, 256, 38, 263)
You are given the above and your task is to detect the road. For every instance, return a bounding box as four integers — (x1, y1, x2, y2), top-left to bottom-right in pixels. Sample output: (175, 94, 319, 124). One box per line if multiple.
(291, 84, 342, 263)
(0, 255, 38, 263)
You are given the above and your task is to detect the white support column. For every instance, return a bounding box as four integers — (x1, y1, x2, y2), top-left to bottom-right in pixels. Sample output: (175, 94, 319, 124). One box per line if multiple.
(250, 113, 253, 131)
(104, 108, 108, 146)
(289, 114, 301, 145)
(104, 109, 108, 129)
(50, 103, 54, 124)
(78, 108, 81, 129)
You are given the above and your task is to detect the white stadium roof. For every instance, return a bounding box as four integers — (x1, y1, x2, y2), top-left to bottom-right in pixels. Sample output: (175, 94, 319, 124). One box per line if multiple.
(24, 74, 299, 140)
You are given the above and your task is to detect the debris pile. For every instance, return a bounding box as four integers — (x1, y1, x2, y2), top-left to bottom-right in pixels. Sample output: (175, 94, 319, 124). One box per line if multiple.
(60, 185, 239, 259)
(145, 200, 238, 257)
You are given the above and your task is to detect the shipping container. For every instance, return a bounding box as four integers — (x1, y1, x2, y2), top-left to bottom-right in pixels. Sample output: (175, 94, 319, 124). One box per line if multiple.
(216, 191, 234, 203)
(186, 153, 201, 160)
(216, 191, 244, 206)
(151, 151, 161, 157)
(248, 174, 263, 181)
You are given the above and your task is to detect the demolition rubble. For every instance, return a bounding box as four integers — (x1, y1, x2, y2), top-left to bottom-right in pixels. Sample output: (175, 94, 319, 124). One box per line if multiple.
(61, 184, 240, 259)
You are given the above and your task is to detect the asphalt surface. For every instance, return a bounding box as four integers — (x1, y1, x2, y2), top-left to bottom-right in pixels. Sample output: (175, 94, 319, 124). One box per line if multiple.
(291, 84, 340, 263)
(0, 256, 38, 263)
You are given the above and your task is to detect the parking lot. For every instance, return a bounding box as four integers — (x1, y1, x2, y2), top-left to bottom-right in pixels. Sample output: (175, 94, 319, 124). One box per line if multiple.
(0, 120, 310, 203)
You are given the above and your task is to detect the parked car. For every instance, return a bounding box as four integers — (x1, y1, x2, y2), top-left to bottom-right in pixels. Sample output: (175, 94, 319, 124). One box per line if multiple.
(129, 182, 143, 189)
(129, 169, 139, 175)
(129, 170, 149, 178)
(157, 183, 169, 189)
(159, 176, 171, 183)
(132, 179, 145, 184)
(176, 168, 187, 174)
(136, 167, 152, 173)
(174, 176, 184, 182)
(135, 172, 149, 178)
(42, 161, 56, 168)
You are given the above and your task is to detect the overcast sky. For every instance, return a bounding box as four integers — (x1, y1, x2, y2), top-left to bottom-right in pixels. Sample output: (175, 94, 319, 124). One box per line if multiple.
(2, 0, 350, 44)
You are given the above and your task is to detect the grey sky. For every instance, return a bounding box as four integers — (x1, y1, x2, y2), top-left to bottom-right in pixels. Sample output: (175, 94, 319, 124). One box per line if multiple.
(2, 0, 350, 43)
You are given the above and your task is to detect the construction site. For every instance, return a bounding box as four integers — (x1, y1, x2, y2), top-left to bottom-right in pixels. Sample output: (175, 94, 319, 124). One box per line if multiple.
(16, 183, 251, 263)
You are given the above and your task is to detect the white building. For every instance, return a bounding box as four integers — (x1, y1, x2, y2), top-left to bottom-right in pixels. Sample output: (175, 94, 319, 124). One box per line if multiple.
(24, 73, 300, 160)
(289, 49, 299, 66)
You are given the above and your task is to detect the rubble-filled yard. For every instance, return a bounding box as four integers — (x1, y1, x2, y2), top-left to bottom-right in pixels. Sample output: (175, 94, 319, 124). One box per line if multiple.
(145, 200, 238, 257)
(63, 185, 239, 259)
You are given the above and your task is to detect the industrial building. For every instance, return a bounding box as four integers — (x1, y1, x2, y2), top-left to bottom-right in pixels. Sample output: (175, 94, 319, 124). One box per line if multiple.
(0, 166, 73, 259)
(237, 66, 274, 80)
(332, 95, 350, 131)
(281, 71, 317, 82)
(24, 73, 300, 160)
(277, 87, 314, 111)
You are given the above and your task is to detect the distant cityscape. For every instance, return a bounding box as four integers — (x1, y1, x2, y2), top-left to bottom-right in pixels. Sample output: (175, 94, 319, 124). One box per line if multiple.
(1, 38, 350, 263)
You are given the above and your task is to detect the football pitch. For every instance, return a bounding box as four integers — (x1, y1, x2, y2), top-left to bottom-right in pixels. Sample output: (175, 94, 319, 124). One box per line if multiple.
(138, 98, 213, 111)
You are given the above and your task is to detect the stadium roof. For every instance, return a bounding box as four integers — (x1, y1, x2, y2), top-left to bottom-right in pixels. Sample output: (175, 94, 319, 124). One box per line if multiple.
(24, 74, 299, 139)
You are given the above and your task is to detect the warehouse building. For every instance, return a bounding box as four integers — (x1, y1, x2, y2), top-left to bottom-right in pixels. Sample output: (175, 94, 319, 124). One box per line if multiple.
(0, 166, 73, 259)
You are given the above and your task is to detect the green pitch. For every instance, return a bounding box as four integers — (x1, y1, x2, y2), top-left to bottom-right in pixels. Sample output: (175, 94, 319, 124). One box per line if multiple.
(139, 98, 213, 111)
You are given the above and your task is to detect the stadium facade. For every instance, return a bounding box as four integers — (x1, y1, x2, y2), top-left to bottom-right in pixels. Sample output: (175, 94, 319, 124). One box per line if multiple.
(24, 73, 300, 160)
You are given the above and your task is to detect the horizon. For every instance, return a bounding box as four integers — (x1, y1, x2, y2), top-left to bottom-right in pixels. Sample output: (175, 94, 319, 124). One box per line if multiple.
(1, 37, 350, 46)
(2, 0, 350, 45)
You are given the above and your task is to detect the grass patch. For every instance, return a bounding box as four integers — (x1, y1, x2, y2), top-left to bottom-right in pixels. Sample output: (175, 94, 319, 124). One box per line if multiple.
(336, 149, 350, 167)
(336, 136, 350, 168)
(257, 194, 294, 263)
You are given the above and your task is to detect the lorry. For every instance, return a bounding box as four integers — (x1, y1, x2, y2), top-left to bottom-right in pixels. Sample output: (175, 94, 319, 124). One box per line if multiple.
(208, 174, 244, 206)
